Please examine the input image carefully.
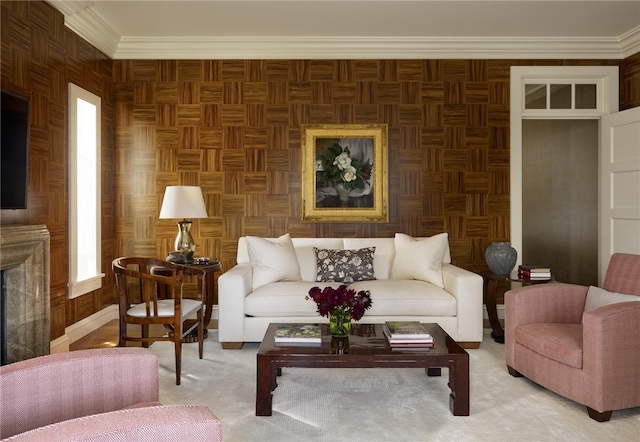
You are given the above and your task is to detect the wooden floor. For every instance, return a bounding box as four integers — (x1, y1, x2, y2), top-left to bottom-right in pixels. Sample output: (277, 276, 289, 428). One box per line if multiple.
(70, 321, 171, 351)
(69, 320, 216, 351)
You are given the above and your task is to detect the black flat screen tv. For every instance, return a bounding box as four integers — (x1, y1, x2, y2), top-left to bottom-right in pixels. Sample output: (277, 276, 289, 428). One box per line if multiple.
(1, 91, 30, 209)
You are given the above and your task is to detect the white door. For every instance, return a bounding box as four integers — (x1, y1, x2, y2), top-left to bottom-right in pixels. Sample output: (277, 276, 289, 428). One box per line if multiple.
(600, 107, 640, 284)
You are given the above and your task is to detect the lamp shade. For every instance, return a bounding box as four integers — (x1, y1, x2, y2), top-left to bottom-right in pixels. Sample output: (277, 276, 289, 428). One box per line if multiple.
(159, 186, 208, 219)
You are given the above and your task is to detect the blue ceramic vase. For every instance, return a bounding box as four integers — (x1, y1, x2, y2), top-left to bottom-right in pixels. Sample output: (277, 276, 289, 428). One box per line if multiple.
(485, 242, 517, 276)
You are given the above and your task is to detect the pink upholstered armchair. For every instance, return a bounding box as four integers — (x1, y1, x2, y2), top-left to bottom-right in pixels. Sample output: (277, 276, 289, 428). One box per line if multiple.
(505, 253, 640, 422)
(0, 348, 222, 441)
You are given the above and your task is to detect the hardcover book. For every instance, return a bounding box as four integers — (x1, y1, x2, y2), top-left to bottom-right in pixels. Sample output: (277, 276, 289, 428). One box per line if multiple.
(384, 321, 432, 339)
(274, 324, 322, 343)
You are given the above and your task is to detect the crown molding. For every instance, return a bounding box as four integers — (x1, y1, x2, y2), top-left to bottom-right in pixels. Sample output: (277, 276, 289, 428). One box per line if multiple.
(112, 36, 636, 60)
(620, 25, 640, 59)
(49, 0, 120, 57)
(49, 1, 640, 60)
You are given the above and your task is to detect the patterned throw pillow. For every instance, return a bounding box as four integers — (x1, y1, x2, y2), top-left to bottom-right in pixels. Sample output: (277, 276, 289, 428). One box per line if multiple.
(314, 247, 376, 283)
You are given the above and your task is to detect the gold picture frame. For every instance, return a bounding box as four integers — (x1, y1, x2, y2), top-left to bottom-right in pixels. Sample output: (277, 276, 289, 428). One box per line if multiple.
(301, 124, 388, 222)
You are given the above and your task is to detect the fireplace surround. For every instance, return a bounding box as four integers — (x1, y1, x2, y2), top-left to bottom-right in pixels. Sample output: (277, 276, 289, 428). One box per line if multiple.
(0, 224, 50, 365)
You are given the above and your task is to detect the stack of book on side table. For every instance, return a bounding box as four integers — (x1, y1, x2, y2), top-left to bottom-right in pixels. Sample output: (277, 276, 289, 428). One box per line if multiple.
(518, 264, 552, 280)
(383, 321, 434, 350)
(274, 324, 321, 346)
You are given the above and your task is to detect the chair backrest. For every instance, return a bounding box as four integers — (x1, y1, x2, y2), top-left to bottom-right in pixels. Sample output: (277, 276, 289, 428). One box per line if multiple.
(112, 257, 184, 318)
(603, 253, 640, 296)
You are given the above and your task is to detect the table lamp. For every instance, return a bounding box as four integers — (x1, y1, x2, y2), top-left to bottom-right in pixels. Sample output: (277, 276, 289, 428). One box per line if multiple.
(159, 186, 208, 263)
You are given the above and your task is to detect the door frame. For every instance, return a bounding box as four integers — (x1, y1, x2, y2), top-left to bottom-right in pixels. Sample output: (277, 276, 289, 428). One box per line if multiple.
(510, 66, 619, 273)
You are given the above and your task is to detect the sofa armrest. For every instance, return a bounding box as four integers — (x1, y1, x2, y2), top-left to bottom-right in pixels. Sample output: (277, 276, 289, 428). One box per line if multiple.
(218, 263, 253, 344)
(583, 301, 640, 412)
(442, 264, 484, 343)
(0, 348, 159, 439)
(4, 405, 223, 442)
(505, 283, 588, 368)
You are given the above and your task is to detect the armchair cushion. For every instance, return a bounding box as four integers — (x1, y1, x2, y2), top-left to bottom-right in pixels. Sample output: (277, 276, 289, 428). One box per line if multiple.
(516, 323, 583, 369)
(4, 405, 222, 442)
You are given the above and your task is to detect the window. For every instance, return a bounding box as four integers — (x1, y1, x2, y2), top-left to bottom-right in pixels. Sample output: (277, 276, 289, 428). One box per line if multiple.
(522, 77, 608, 117)
(68, 83, 104, 298)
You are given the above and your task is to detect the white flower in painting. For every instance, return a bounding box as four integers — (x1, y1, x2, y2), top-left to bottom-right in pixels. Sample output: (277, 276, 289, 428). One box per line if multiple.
(333, 152, 352, 170)
(341, 166, 358, 182)
(315, 159, 325, 171)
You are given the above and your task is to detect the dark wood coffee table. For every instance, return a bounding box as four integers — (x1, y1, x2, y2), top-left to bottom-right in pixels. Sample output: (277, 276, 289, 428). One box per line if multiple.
(256, 322, 469, 417)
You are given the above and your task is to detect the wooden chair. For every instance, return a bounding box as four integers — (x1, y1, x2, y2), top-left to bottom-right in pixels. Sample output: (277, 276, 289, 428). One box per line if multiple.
(112, 257, 206, 385)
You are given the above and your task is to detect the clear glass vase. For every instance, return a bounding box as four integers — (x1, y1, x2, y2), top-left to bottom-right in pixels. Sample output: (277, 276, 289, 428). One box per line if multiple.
(329, 309, 352, 338)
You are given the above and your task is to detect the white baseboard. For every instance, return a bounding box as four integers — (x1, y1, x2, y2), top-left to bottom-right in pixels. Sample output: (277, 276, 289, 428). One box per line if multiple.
(483, 304, 505, 320)
(49, 304, 218, 354)
(50, 305, 119, 354)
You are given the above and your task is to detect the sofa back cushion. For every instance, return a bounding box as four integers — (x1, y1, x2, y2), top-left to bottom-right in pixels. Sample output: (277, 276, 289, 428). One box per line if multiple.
(344, 238, 396, 279)
(314, 247, 376, 282)
(246, 234, 302, 290)
(237, 237, 344, 282)
(292, 238, 344, 281)
(390, 233, 450, 288)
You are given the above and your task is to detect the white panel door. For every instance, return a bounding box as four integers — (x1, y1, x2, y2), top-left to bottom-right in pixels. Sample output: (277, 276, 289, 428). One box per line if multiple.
(600, 107, 640, 284)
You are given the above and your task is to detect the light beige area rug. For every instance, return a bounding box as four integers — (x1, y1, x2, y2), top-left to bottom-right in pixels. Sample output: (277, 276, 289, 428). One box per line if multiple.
(150, 330, 639, 441)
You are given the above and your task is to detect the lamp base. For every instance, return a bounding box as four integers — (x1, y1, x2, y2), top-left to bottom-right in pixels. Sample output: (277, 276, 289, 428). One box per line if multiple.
(174, 220, 196, 263)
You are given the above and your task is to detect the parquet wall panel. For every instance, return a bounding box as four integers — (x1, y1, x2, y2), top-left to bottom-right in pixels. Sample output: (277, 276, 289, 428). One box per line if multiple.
(112, 57, 624, 275)
(1, 0, 116, 341)
(1, 1, 639, 338)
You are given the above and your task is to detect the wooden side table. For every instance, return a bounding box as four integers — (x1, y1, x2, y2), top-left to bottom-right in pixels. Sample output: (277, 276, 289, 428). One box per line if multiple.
(481, 271, 552, 344)
(153, 260, 222, 342)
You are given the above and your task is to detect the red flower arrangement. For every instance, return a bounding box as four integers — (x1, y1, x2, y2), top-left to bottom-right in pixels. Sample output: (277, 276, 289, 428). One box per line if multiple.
(306, 285, 373, 321)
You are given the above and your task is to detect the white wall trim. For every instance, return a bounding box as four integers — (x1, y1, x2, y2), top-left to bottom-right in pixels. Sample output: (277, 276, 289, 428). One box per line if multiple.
(50, 305, 119, 354)
(113, 36, 635, 60)
(510, 66, 619, 270)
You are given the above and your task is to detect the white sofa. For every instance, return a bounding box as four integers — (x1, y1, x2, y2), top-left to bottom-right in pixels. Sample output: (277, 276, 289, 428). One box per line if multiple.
(218, 234, 484, 348)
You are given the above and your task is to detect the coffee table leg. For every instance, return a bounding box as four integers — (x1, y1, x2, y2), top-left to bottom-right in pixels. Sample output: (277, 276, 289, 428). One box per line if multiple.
(426, 367, 441, 376)
(256, 356, 274, 416)
(448, 356, 470, 416)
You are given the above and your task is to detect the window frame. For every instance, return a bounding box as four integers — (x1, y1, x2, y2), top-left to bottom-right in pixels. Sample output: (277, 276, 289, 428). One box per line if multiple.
(68, 83, 104, 299)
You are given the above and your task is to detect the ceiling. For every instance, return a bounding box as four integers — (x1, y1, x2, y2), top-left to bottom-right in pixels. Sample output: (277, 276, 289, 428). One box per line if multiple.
(48, 0, 640, 59)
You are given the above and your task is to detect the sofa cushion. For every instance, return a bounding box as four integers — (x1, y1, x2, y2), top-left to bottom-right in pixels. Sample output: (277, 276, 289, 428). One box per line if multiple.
(390, 233, 449, 288)
(245, 281, 339, 317)
(516, 323, 583, 369)
(292, 238, 344, 282)
(314, 247, 376, 283)
(246, 234, 301, 290)
(343, 238, 395, 279)
(349, 279, 456, 316)
(582, 285, 640, 322)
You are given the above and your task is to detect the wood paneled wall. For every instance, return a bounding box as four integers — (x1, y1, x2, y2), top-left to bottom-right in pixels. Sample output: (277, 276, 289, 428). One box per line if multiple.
(113, 58, 620, 274)
(0, 0, 116, 341)
(622, 52, 640, 109)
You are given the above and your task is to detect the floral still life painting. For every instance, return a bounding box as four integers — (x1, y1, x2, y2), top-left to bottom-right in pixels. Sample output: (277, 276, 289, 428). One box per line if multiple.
(301, 124, 388, 222)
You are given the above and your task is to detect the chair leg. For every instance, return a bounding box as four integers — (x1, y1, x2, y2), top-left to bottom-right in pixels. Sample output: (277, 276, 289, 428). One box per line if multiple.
(174, 335, 182, 385)
(198, 308, 204, 359)
(142, 324, 149, 348)
(118, 320, 126, 347)
(586, 407, 612, 422)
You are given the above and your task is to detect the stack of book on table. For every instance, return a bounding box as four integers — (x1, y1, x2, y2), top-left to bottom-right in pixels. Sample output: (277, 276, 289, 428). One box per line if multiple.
(383, 321, 434, 349)
(274, 324, 321, 346)
(518, 264, 552, 280)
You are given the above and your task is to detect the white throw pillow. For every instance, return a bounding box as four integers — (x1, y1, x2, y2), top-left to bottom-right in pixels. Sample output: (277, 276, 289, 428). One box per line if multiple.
(582, 285, 640, 322)
(246, 234, 302, 290)
(390, 233, 449, 288)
